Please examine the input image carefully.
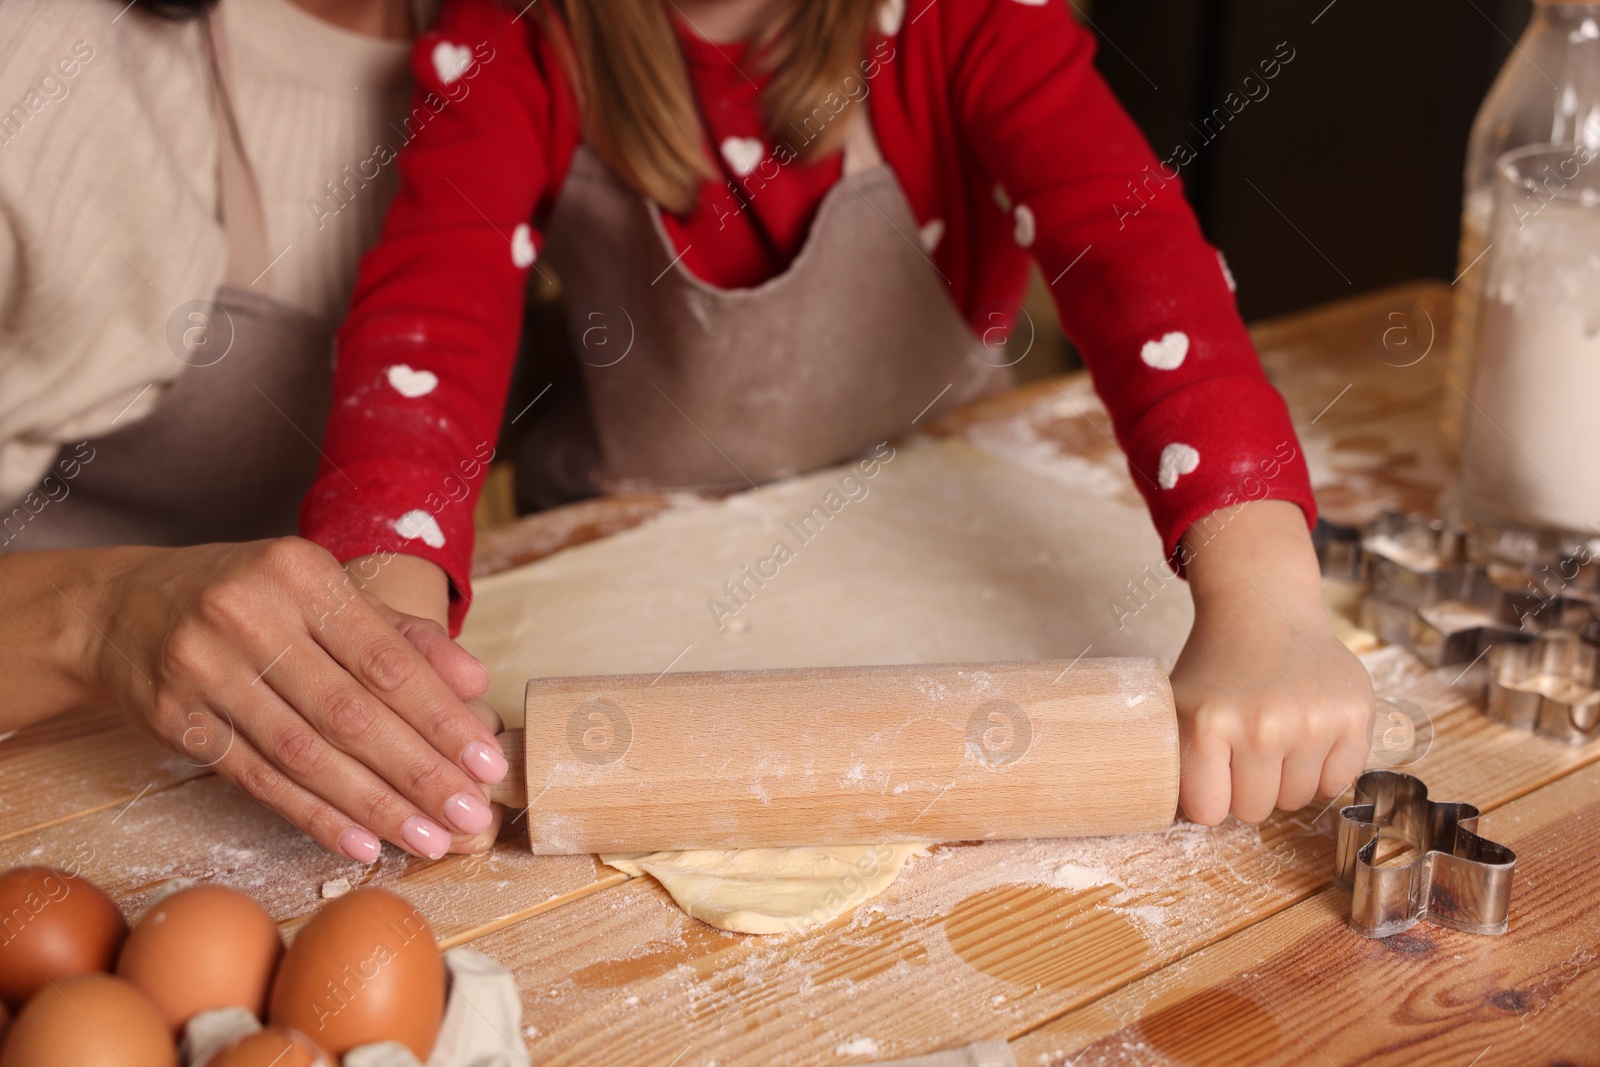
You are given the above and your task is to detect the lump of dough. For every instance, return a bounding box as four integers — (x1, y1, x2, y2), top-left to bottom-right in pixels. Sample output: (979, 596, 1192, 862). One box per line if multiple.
(601, 844, 927, 935)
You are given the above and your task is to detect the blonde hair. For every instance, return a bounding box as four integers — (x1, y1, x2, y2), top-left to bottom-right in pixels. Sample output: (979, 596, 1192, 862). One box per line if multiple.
(538, 0, 880, 214)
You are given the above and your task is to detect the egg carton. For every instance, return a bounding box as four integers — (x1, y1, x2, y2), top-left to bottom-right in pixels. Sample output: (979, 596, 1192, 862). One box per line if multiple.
(186, 947, 527, 1067)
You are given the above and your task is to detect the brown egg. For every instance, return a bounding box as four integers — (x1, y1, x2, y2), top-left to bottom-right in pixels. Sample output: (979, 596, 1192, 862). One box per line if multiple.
(0, 866, 127, 1008)
(0, 973, 176, 1067)
(205, 1026, 328, 1067)
(116, 884, 283, 1031)
(268, 888, 444, 1058)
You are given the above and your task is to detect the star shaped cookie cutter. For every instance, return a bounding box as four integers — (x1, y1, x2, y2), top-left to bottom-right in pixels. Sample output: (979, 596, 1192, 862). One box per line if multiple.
(1332, 770, 1515, 938)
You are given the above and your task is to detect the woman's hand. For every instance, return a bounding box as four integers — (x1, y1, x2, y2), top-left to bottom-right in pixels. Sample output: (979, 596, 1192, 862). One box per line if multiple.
(75, 539, 508, 862)
(1169, 500, 1374, 825)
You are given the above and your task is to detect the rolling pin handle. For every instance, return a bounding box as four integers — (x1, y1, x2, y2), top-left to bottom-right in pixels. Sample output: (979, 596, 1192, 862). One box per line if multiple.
(487, 728, 526, 808)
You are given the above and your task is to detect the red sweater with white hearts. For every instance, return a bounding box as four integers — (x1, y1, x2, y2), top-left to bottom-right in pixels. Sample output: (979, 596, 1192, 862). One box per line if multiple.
(300, 0, 1317, 633)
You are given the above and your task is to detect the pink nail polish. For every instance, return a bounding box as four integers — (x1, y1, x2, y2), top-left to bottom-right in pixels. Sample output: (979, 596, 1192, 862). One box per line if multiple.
(401, 816, 449, 860)
(338, 826, 382, 864)
(462, 739, 509, 784)
(444, 791, 493, 835)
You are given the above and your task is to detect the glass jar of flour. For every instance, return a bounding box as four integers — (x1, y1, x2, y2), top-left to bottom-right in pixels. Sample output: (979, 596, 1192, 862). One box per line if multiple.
(1445, 0, 1600, 455)
(1458, 143, 1600, 549)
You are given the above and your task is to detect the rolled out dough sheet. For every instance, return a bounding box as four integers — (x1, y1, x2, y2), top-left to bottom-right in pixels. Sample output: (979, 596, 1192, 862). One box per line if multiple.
(461, 437, 1193, 719)
(600, 844, 928, 935)
(458, 436, 1194, 932)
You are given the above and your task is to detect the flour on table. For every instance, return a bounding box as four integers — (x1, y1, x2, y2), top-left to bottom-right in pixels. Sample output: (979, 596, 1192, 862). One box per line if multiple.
(1048, 863, 1111, 890)
(835, 1037, 881, 1057)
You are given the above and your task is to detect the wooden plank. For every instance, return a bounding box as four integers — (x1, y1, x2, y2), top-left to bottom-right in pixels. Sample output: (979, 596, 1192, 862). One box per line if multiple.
(1258, 281, 1455, 525)
(1011, 758, 1600, 1066)
(471, 492, 704, 577)
(452, 645, 1600, 1067)
(0, 704, 206, 842)
(0, 772, 617, 946)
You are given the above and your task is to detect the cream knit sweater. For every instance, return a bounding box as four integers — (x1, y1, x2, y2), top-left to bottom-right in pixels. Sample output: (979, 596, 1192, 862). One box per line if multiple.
(0, 0, 430, 506)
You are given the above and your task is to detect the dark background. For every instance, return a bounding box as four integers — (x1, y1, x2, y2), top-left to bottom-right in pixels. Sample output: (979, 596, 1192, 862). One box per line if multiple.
(1085, 0, 1534, 320)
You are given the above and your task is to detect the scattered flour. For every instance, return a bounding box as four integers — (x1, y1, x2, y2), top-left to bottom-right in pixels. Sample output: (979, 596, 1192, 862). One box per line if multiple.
(961, 387, 1134, 503)
(860, 815, 1309, 957)
(836, 1037, 881, 1058)
(1048, 863, 1112, 891)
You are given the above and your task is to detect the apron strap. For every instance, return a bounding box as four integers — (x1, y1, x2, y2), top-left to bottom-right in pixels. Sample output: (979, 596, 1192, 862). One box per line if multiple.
(839, 104, 884, 177)
(202, 11, 274, 289)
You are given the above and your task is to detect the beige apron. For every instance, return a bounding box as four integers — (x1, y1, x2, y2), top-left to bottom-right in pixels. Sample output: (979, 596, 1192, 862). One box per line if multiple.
(516, 111, 1012, 506)
(20, 15, 333, 549)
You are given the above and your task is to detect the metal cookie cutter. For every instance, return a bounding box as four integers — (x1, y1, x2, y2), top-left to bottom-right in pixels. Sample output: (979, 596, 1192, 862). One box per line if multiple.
(1333, 770, 1515, 938)
(1486, 621, 1600, 744)
(1354, 513, 1500, 667)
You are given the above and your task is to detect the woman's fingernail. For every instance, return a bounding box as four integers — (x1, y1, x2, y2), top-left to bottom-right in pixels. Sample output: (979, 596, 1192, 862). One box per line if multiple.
(443, 791, 493, 835)
(338, 826, 382, 864)
(462, 740, 508, 784)
(402, 816, 449, 860)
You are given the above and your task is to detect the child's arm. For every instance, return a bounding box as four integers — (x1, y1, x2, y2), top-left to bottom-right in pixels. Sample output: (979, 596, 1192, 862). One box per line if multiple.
(942, 0, 1372, 819)
(1171, 500, 1372, 822)
(300, 0, 578, 635)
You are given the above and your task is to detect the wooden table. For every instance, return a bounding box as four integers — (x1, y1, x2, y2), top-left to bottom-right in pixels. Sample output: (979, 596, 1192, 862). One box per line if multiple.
(4, 282, 1596, 1066)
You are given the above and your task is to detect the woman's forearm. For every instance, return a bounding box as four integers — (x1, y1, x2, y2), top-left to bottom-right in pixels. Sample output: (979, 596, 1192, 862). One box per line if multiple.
(0, 546, 141, 730)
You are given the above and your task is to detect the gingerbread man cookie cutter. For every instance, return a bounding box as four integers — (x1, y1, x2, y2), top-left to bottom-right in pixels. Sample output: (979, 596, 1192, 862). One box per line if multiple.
(1333, 770, 1515, 938)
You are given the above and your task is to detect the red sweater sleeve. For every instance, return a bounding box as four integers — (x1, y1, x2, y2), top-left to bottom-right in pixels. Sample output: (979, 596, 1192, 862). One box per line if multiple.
(300, 1, 572, 632)
(941, 0, 1316, 565)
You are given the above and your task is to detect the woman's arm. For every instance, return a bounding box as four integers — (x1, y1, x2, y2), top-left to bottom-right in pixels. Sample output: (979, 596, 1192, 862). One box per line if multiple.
(0, 540, 506, 860)
(0, 547, 114, 726)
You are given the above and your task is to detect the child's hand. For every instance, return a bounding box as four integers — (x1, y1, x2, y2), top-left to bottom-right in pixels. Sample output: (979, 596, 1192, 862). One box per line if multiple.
(1168, 501, 1374, 825)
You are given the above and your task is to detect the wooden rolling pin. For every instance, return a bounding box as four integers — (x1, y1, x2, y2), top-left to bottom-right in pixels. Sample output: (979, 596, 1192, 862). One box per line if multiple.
(487, 659, 1178, 854)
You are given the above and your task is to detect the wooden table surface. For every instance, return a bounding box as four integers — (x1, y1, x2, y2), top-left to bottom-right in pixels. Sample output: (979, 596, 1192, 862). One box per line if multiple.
(4, 281, 1597, 1066)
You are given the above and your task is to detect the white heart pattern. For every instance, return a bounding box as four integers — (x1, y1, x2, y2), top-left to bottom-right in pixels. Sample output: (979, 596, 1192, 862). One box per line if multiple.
(1013, 204, 1036, 248)
(878, 0, 905, 36)
(394, 509, 446, 549)
(1140, 331, 1190, 370)
(720, 136, 764, 178)
(511, 223, 536, 268)
(1157, 443, 1200, 490)
(1217, 250, 1237, 293)
(431, 41, 473, 85)
(1013, 0, 1049, 5)
(386, 364, 438, 398)
(919, 218, 945, 254)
